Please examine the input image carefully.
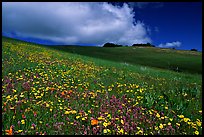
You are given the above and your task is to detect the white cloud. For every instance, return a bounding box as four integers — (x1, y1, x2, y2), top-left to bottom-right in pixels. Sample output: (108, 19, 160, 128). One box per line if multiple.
(158, 41, 182, 48)
(2, 2, 151, 46)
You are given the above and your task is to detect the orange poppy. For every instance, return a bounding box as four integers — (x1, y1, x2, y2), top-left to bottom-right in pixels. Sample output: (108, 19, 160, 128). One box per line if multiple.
(91, 119, 98, 126)
(67, 90, 72, 95)
(22, 114, 26, 119)
(50, 88, 55, 91)
(61, 91, 65, 96)
(5, 126, 13, 135)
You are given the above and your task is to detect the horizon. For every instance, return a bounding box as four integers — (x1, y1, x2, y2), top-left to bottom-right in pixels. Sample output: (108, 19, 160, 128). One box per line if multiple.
(2, 2, 202, 51)
(3, 36, 202, 52)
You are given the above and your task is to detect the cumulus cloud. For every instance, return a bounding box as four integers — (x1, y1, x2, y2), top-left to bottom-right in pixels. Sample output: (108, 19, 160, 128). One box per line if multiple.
(158, 41, 182, 48)
(2, 2, 151, 46)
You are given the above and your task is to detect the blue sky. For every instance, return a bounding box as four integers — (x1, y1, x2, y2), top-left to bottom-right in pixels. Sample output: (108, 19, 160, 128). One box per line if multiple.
(2, 2, 202, 51)
(131, 2, 202, 51)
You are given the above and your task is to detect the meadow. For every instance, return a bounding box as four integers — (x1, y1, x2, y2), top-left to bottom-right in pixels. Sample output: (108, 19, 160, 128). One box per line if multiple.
(2, 37, 202, 135)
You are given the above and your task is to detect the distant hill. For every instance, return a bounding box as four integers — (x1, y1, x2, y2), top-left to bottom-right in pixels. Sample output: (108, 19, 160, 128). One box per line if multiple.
(2, 36, 202, 74)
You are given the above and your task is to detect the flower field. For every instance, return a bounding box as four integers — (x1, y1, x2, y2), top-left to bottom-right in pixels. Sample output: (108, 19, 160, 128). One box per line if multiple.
(2, 37, 202, 135)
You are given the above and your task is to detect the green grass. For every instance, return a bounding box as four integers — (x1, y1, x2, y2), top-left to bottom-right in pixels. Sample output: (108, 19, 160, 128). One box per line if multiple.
(2, 36, 202, 135)
(46, 44, 202, 74)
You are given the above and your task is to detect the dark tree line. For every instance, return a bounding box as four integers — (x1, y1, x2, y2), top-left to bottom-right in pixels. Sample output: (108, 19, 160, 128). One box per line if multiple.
(103, 42, 155, 47)
(103, 43, 123, 47)
(132, 43, 155, 47)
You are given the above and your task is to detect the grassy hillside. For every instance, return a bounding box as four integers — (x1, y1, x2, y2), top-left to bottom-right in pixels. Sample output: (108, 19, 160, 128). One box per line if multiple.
(47, 45, 202, 74)
(2, 36, 202, 135)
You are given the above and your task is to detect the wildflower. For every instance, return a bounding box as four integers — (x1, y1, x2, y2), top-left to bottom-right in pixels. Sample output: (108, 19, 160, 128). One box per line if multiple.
(91, 119, 98, 126)
(5, 126, 13, 135)
(178, 115, 184, 118)
(156, 113, 160, 118)
(46, 103, 50, 107)
(21, 120, 25, 124)
(188, 121, 192, 125)
(137, 130, 143, 134)
(65, 111, 70, 114)
(168, 122, 171, 126)
(176, 123, 180, 127)
(199, 110, 202, 113)
(159, 124, 163, 129)
(121, 119, 124, 125)
(194, 131, 199, 135)
(165, 106, 168, 109)
(103, 122, 108, 127)
(155, 126, 159, 130)
(196, 119, 201, 127)
(76, 116, 80, 119)
(98, 116, 104, 120)
(18, 130, 23, 133)
(61, 91, 65, 96)
(119, 128, 124, 134)
(169, 118, 173, 121)
(184, 118, 190, 123)
(82, 117, 86, 121)
(103, 129, 108, 134)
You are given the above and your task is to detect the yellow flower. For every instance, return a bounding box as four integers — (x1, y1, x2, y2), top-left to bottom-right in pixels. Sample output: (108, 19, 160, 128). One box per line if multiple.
(21, 120, 25, 124)
(195, 131, 199, 135)
(119, 128, 124, 134)
(65, 111, 70, 114)
(121, 119, 124, 125)
(71, 110, 77, 114)
(161, 117, 164, 120)
(103, 122, 108, 127)
(156, 113, 160, 118)
(178, 115, 184, 118)
(155, 126, 159, 130)
(188, 121, 192, 125)
(176, 123, 180, 126)
(184, 118, 190, 123)
(168, 122, 171, 126)
(82, 117, 86, 121)
(165, 106, 168, 109)
(196, 120, 201, 127)
(115, 118, 119, 121)
(159, 124, 163, 129)
(103, 129, 108, 134)
(107, 114, 111, 118)
(46, 103, 50, 107)
(76, 116, 80, 119)
(98, 116, 104, 120)
(199, 110, 202, 113)
(6, 95, 11, 99)
(169, 118, 173, 121)
(18, 130, 23, 133)
(137, 130, 143, 134)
